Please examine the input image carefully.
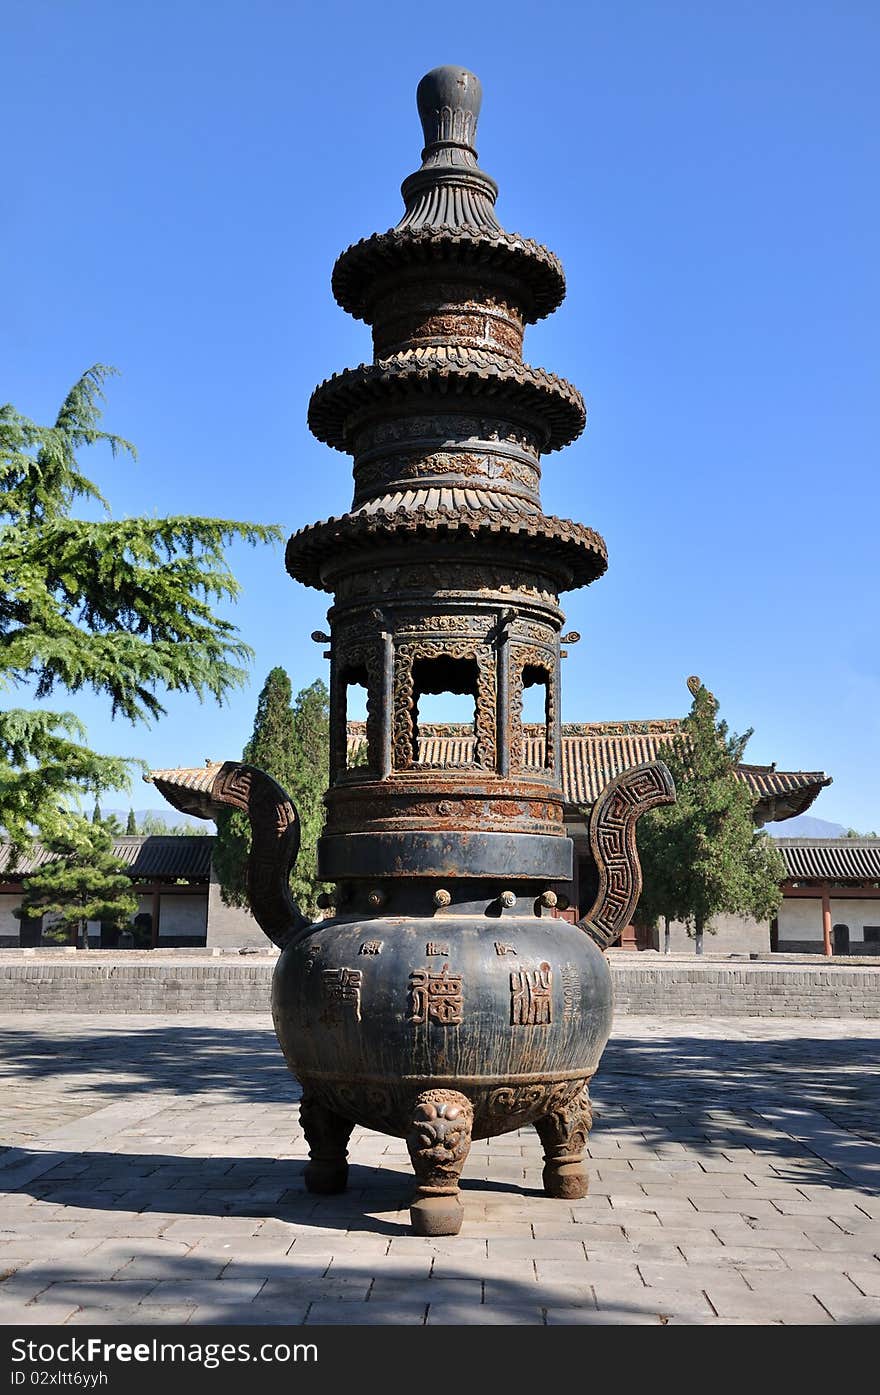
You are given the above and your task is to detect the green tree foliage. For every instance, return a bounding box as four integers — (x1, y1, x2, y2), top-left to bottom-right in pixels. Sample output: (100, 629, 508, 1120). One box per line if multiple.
(288, 678, 331, 917)
(0, 366, 281, 848)
(125, 809, 137, 835)
(16, 815, 137, 944)
(636, 678, 785, 954)
(214, 671, 329, 919)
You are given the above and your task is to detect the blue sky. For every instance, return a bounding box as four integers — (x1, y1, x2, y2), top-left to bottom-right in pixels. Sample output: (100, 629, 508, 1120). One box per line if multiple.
(3, 1, 878, 830)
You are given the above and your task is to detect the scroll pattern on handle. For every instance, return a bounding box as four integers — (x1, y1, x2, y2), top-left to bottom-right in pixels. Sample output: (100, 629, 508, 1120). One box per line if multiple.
(150, 760, 310, 948)
(578, 761, 675, 951)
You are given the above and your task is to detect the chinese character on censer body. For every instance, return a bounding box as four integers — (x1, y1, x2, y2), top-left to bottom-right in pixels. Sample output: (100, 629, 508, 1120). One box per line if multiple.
(321, 967, 363, 1023)
(408, 964, 464, 1025)
(510, 962, 552, 1025)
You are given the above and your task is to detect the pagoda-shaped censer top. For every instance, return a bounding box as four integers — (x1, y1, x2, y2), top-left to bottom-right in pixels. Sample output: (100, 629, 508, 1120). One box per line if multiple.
(287, 65, 608, 891)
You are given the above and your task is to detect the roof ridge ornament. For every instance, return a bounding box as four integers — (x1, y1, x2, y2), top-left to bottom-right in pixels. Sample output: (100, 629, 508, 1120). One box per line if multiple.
(398, 65, 502, 232)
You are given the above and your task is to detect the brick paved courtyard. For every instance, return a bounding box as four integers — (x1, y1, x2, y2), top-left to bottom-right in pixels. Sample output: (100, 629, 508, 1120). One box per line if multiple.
(1, 1013, 879, 1326)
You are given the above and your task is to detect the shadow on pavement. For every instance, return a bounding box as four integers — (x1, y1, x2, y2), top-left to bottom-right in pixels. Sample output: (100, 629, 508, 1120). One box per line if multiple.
(0, 1249, 720, 1325)
(1, 1023, 878, 1200)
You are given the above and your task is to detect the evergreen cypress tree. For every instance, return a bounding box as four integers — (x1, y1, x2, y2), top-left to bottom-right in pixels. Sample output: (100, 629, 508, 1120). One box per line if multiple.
(213, 671, 329, 919)
(125, 809, 137, 835)
(16, 816, 137, 947)
(288, 678, 330, 916)
(0, 365, 281, 849)
(636, 677, 785, 954)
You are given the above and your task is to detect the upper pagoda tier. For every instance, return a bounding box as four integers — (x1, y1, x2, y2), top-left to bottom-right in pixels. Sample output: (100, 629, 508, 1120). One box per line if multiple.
(287, 65, 606, 596)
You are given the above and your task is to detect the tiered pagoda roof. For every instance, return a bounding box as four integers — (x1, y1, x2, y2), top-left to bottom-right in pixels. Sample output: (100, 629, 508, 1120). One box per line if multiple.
(286, 65, 606, 594)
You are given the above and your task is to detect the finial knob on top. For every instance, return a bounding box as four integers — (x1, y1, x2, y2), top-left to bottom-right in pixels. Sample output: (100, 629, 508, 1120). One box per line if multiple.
(399, 65, 500, 232)
(416, 65, 482, 158)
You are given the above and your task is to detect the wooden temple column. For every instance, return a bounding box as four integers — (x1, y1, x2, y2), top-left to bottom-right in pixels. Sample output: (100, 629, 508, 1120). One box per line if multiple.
(821, 885, 832, 957)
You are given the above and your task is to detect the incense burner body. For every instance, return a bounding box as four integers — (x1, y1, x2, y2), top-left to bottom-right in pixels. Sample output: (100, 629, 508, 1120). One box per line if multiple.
(271, 901, 612, 1143)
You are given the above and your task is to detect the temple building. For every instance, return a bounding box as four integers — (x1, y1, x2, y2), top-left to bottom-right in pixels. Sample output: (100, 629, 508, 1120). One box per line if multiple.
(772, 838, 880, 957)
(347, 715, 832, 950)
(0, 836, 217, 948)
(3, 724, 873, 958)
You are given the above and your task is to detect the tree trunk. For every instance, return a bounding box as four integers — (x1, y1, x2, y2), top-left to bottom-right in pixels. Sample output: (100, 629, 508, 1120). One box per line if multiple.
(663, 917, 670, 955)
(695, 919, 704, 956)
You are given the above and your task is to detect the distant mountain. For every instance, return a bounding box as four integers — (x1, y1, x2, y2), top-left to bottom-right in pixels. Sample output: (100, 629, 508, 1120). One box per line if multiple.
(767, 815, 847, 840)
(104, 807, 216, 834)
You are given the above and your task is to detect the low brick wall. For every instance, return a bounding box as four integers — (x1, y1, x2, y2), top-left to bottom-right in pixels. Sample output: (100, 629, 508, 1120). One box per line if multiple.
(0, 951, 878, 1016)
(609, 957, 880, 1017)
(0, 957, 274, 1013)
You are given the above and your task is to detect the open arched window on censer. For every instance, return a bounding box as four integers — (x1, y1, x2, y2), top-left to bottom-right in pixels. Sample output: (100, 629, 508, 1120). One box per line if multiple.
(340, 662, 370, 771)
(411, 655, 479, 766)
(520, 662, 551, 769)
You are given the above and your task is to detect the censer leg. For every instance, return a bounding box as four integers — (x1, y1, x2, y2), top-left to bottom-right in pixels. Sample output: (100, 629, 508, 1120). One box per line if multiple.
(533, 1083, 593, 1200)
(406, 1089, 473, 1236)
(299, 1090, 354, 1195)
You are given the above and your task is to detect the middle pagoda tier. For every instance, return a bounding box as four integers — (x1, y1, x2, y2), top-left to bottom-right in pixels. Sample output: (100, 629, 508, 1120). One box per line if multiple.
(285, 66, 607, 886)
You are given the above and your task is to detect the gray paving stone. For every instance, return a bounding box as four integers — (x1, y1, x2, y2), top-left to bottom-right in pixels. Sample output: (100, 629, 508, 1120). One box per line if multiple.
(546, 1305, 661, 1324)
(0, 1301, 82, 1323)
(115, 1255, 228, 1280)
(146, 1278, 267, 1304)
(370, 1277, 482, 1303)
(192, 1302, 310, 1325)
(535, 1259, 641, 1285)
(65, 1304, 198, 1325)
(304, 1300, 427, 1324)
(426, 1302, 544, 1324)
(691, 1196, 779, 1216)
(704, 1283, 829, 1322)
(388, 1236, 487, 1259)
(259, 1277, 371, 1302)
(34, 1280, 158, 1309)
(638, 1262, 750, 1290)
(2, 1010, 879, 1327)
(592, 1280, 714, 1321)
(678, 1246, 788, 1269)
(809, 1287, 880, 1321)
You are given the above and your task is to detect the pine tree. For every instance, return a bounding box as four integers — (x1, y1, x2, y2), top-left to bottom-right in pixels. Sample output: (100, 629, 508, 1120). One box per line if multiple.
(213, 671, 329, 919)
(0, 365, 281, 848)
(91, 799, 102, 825)
(636, 677, 785, 954)
(125, 809, 137, 835)
(16, 815, 137, 946)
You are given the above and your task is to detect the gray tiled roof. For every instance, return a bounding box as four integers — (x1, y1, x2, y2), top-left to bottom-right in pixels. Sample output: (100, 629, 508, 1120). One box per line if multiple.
(0, 836, 213, 882)
(346, 720, 830, 818)
(774, 838, 880, 882)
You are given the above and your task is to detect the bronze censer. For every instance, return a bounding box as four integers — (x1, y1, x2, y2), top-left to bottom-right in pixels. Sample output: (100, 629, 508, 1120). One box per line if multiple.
(153, 67, 673, 1236)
